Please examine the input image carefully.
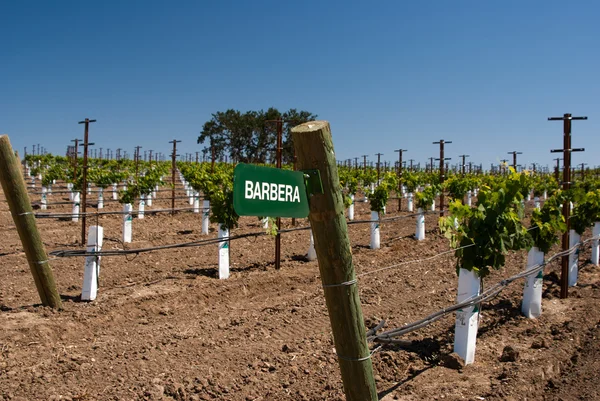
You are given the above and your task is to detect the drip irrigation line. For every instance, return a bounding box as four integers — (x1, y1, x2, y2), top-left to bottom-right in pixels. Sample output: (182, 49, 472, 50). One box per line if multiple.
(49, 231, 270, 258)
(49, 225, 318, 258)
(48, 214, 417, 258)
(368, 238, 595, 343)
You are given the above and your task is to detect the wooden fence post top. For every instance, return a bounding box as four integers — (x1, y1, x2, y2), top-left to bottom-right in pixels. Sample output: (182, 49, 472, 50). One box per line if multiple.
(291, 120, 329, 132)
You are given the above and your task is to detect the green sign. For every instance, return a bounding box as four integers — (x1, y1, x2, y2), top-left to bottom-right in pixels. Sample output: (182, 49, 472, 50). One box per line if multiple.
(233, 163, 309, 218)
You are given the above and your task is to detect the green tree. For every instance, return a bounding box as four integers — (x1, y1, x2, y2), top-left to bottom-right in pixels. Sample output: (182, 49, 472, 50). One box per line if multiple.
(197, 108, 317, 164)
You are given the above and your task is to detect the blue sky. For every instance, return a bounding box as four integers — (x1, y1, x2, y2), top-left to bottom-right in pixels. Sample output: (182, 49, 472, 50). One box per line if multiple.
(2, 0, 599, 170)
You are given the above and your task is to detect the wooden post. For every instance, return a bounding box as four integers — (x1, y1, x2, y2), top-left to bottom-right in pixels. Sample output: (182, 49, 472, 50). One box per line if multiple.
(275, 120, 283, 270)
(0, 135, 62, 309)
(291, 121, 377, 401)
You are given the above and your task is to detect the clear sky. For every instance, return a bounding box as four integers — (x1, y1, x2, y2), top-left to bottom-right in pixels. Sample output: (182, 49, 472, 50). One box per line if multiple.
(2, 0, 599, 170)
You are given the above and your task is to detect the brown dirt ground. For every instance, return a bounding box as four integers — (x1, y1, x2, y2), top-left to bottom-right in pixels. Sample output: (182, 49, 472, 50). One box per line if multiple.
(1, 180, 599, 401)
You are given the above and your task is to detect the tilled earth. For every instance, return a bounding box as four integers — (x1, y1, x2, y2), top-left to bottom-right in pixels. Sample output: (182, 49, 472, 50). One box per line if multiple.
(1, 181, 599, 401)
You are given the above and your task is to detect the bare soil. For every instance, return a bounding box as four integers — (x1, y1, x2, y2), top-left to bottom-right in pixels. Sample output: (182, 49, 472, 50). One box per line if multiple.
(1, 182, 599, 401)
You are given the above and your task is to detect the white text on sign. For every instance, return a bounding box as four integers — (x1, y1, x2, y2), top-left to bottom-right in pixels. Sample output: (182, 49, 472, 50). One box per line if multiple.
(244, 181, 301, 203)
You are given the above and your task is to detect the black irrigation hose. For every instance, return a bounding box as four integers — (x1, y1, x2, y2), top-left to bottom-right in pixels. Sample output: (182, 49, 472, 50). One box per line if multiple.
(368, 239, 593, 343)
(49, 224, 322, 258)
(49, 230, 270, 258)
(279, 226, 312, 234)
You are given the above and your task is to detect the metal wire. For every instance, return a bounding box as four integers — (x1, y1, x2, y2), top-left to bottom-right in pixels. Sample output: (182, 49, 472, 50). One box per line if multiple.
(35, 207, 197, 218)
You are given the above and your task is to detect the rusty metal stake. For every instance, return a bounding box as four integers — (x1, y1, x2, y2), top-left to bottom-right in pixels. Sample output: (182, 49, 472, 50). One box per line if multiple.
(507, 151, 522, 171)
(77, 118, 96, 245)
(550, 113, 586, 299)
(434, 140, 452, 217)
(375, 153, 383, 182)
(134, 145, 142, 183)
(169, 139, 181, 215)
(394, 149, 406, 211)
(459, 154, 469, 175)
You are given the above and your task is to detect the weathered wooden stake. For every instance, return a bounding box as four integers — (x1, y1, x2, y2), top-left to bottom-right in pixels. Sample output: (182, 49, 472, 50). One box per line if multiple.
(0, 135, 62, 308)
(291, 121, 377, 401)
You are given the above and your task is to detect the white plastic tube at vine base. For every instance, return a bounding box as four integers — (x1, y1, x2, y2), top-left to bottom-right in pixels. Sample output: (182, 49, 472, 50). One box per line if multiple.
(47, 184, 52, 195)
(87, 183, 92, 195)
(522, 247, 544, 318)
(123, 203, 133, 243)
(526, 193, 531, 202)
(98, 188, 104, 209)
(415, 208, 425, 241)
(146, 193, 152, 207)
(218, 225, 230, 279)
(262, 217, 269, 229)
(138, 195, 145, 219)
(592, 222, 600, 266)
(81, 225, 103, 301)
(348, 194, 355, 221)
(467, 191, 472, 207)
(430, 200, 435, 212)
(112, 184, 118, 200)
(569, 230, 580, 286)
(307, 230, 317, 261)
(534, 197, 540, 211)
(370, 211, 380, 249)
(72, 192, 80, 222)
(407, 193, 414, 212)
(543, 190, 547, 200)
(454, 268, 481, 365)
(202, 200, 210, 234)
(188, 189, 194, 205)
(41, 186, 47, 210)
(193, 192, 200, 213)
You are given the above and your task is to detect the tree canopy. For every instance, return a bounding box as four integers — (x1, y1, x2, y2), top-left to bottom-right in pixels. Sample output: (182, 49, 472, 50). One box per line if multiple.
(197, 108, 317, 164)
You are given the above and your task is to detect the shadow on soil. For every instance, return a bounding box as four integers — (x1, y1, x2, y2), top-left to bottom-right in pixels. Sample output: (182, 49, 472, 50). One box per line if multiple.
(376, 332, 453, 399)
(60, 294, 82, 303)
(377, 295, 533, 398)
